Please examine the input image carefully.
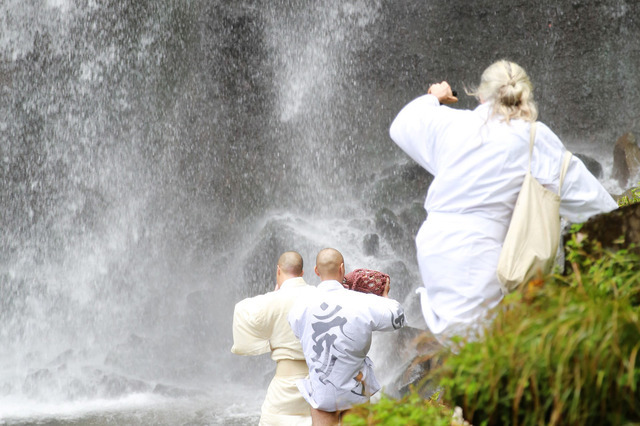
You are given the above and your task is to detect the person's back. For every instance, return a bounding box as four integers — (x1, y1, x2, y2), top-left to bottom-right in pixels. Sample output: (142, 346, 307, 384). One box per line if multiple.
(423, 109, 529, 221)
(288, 248, 405, 424)
(391, 94, 585, 226)
(291, 281, 403, 408)
(389, 60, 618, 345)
(233, 277, 315, 360)
(390, 61, 617, 228)
(231, 251, 315, 426)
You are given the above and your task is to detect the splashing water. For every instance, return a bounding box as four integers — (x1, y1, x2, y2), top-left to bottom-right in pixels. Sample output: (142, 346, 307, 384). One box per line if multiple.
(1, 0, 637, 423)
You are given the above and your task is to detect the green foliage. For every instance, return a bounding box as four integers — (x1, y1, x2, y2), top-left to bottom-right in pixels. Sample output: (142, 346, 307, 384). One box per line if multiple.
(562, 231, 640, 303)
(342, 391, 454, 426)
(437, 233, 640, 425)
(617, 183, 640, 207)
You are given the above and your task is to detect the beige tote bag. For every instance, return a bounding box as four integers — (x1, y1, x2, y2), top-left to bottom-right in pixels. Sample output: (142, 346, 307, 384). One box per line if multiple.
(496, 122, 572, 294)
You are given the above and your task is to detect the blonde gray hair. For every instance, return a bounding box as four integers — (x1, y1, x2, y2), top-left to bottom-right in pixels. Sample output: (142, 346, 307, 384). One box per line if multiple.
(468, 60, 538, 123)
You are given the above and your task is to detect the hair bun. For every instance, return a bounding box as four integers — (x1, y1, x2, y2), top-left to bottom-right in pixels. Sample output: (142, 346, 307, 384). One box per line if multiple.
(498, 81, 522, 106)
(471, 60, 538, 123)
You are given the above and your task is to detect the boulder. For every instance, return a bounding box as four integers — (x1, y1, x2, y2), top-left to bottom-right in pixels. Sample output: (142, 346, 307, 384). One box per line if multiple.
(616, 185, 640, 207)
(362, 233, 380, 256)
(568, 202, 640, 255)
(399, 201, 426, 238)
(574, 153, 603, 179)
(383, 328, 444, 399)
(612, 132, 640, 188)
(380, 260, 415, 302)
(152, 383, 205, 398)
(241, 217, 317, 295)
(365, 162, 433, 211)
(375, 207, 404, 242)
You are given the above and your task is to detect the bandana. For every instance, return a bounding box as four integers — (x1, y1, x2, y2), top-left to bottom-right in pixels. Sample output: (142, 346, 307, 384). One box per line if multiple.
(342, 269, 389, 296)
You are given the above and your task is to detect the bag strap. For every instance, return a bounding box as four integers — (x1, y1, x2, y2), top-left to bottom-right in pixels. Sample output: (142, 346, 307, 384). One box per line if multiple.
(530, 122, 573, 195)
(558, 150, 572, 195)
(528, 122, 537, 173)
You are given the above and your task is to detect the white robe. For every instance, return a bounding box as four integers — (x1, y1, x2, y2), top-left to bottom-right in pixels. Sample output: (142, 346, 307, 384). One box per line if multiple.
(389, 94, 618, 343)
(288, 280, 405, 412)
(231, 277, 316, 425)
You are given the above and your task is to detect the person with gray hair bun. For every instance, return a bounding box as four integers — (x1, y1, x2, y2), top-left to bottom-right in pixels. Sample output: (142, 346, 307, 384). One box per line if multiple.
(389, 59, 617, 347)
(471, 60, 538, 123)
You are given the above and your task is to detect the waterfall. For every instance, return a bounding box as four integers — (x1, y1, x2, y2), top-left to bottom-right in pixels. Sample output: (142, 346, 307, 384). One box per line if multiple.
(1, 0, 637, 422)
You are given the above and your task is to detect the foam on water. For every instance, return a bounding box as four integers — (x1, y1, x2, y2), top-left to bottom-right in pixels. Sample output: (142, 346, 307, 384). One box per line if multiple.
(0, 384, 263, 425)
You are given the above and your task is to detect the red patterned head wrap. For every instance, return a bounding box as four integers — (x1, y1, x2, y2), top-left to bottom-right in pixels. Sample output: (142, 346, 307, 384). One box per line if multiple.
(342, 268, 389, 296)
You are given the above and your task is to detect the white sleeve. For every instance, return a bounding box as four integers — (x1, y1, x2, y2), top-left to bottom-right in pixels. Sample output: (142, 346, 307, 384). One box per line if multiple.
(559, 156, 618, 223)
(389, 94, 442, 175)
(371, 297, 405, 332)
(230, 296, 270, 356)
(532, 123, 618, 223)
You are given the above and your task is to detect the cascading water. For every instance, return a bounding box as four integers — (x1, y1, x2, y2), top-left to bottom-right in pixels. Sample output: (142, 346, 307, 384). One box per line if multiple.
(1, 0, 638, 424)
(0, 0, 408, 423)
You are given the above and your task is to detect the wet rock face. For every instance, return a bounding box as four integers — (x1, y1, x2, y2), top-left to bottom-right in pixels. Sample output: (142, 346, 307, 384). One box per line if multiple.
(616, 185, 640, 207)
(571, 203, 640, 255)
(612, 133, 640, 188)
(375, 0, 640, 150)
(362, 233, 380, 256)
(4, 0, 640, 406)
(375, 208, 404, 242)
(574, 153, 603, 179)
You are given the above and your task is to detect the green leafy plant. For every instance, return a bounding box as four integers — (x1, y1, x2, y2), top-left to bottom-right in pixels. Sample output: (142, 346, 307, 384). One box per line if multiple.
(342, 390, 454, 426)
(617, 182, 640, 207)
(346, 232, 640, 425)
(562, 230, 640, 303)
(436, 232, 640, 426)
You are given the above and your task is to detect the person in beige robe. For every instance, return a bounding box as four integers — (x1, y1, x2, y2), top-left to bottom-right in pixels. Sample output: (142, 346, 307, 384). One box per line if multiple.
(231, 251, 316, 426)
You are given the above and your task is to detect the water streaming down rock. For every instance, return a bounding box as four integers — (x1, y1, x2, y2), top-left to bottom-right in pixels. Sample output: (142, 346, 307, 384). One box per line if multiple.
(1, 0, 639, 422)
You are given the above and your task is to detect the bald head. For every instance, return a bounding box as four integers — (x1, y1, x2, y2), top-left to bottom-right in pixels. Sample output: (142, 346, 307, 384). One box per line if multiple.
(314, 248, 345, 282)
(278, 251, 304, 276)
(275, 251, 304, 290)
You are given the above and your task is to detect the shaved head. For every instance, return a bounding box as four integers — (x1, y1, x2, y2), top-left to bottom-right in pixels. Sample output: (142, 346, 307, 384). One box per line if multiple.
(277, 251, 303, 277)
(315, 248, 345, 281)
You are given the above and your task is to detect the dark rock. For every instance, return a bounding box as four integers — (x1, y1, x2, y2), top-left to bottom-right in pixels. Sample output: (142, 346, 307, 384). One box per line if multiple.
(375, 208, 404, 242)
(0, 381, 13, 397)
(242, 218, 317, 295)
(366, 162, 433, 211)
(399, 202, 426, 238)
(382, 328, 444, 399)
(362, 233, 380, 256)
(104, 333, 149, 370)
(382, 260, 415, 302)
(568, 202, 640, 255)
(48, 349, 77, 367)
(98, 373, 151, 398)
(612, 132, 640, 188)
(153, 383, 205, 398)
(574, 153, 603, 179)
(22, 368, 53, 398)
(615, 186, 640, 207)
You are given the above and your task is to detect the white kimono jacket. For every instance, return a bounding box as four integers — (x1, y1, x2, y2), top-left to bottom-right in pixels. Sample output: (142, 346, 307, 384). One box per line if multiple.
(389, 94, 618, 343)
(231, 277, 316, 425)
(288, 280, 405, 412)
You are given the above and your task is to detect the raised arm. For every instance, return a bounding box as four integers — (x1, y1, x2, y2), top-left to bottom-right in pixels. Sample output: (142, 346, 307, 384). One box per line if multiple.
(389, 94, 442, 175)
